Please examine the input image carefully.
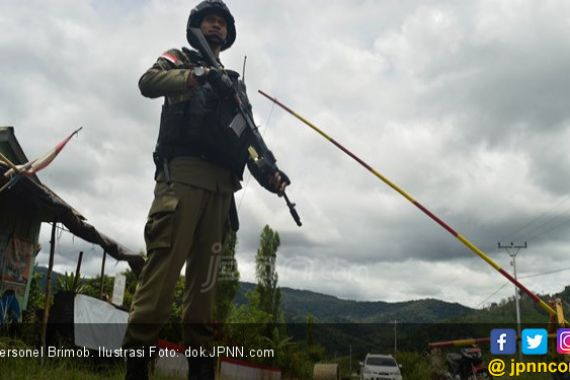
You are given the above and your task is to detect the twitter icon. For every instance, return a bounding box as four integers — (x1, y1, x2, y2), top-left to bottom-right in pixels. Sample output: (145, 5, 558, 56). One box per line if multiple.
(522, 328, 548, 355)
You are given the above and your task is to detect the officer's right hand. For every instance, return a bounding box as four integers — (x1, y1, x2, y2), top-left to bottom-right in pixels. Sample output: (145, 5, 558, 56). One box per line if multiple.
(207, 68, 234, 98)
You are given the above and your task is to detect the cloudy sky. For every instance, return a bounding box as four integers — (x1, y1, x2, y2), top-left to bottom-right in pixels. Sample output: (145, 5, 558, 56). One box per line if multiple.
(3, 0, 570, 309)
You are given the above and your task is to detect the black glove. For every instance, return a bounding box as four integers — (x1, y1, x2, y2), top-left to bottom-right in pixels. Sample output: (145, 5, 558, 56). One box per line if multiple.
(207, 68, 235, 98)
(247, 157, 291, 194)
(272, 168, 291, 194)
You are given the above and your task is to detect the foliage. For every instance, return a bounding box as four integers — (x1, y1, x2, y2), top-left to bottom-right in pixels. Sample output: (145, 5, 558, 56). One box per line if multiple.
(16, 267, 46, 346)
(453, 291, 552, 324)
(56, 271, 87, 294)
(81, 275, 113, 301)
(306, 314, 315, 346)
(0, 337, 182, 380)
(223, 225, 328, 378)
(327, 355, 357, 379)
(24, 266, 44, 317)
(278, 289, 473, 323)
(284, 344, 325, 380)
(394, 351, 433, 380)
(254, 225, 281, 328)
(214, 230, 239, 322)
(224, 290, 273, 350)
(261, 326, 294, 369)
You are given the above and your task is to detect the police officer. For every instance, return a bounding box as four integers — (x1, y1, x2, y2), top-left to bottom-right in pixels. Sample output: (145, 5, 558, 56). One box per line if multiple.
(123, 1, 289, 379)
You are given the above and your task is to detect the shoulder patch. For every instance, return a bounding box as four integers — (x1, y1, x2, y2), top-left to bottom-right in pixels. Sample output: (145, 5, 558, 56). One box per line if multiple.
(160, 52, 178, 64)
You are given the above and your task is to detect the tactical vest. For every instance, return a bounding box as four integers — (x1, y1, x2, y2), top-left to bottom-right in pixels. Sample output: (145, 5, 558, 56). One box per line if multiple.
(154, 48, 252, 178)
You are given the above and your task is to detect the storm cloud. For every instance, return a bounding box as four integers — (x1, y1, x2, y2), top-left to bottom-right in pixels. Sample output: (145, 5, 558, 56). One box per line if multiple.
(4, 0, 570, 307)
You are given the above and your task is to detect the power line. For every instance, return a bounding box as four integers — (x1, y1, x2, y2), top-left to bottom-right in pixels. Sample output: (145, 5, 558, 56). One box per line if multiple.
(520, 266, 570, 280)
(525, 215, 570, 242)
(237, 101, 276, 211)
(502, 194, 570, 242)
(477, 265, 570, 308)
(476, 282, 510, 309)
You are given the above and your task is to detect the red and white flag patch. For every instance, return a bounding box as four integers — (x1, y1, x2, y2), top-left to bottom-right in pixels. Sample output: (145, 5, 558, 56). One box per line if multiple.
(160, 52, 178, 64)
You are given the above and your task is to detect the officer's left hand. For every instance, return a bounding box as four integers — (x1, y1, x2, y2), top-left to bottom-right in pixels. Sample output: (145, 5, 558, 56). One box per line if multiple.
(270, 171, 289, 195)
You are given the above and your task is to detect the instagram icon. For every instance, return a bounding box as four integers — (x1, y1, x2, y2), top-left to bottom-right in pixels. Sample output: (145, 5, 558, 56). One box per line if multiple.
(557, 328, 570, 354)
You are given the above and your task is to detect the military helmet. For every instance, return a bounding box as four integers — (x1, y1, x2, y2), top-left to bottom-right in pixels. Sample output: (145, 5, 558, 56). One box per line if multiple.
(187, 0, 236, 51)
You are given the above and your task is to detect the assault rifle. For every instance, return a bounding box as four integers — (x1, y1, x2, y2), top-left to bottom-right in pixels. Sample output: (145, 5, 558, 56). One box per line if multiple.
(187, 27, 301, 227)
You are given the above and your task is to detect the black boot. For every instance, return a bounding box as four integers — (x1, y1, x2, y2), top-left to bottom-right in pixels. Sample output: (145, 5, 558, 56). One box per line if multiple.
(188, 357, 215, 380)
(125, 356, 150, 380)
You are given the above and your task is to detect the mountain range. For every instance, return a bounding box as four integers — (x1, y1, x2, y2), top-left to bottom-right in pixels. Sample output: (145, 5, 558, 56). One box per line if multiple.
(36, 266, 565, 324)
(235, 282, 473, 323)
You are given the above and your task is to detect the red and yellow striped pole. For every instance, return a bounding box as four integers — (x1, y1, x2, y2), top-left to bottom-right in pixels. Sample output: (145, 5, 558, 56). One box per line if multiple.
(428, 337, 490, 350)
(259, 90, 561, 321)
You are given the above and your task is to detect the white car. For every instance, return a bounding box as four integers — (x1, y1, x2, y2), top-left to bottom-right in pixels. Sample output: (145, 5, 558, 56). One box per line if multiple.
(360, 353, 403, 380)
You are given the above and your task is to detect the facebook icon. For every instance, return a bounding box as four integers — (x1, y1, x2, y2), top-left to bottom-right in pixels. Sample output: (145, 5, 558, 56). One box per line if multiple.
(491, 328, 517, 355)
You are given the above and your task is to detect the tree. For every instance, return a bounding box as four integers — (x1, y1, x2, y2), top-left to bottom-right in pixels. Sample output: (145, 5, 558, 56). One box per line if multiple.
(81, 275, 113, 300)
(223, 226, 283, 363)
(214, 230, 239, 322)
(262, 326, 294, 369)
(255, 225, 281, 323)
(224, 290, 273, 356)
(306, 314, 315, 347)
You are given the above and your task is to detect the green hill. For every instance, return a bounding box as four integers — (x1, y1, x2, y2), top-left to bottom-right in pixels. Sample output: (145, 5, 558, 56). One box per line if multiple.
(451, 286, 570, 324)
(34, 267, 570, 355)
(36, 266, 568, 326)
(235, 282, 473, 323)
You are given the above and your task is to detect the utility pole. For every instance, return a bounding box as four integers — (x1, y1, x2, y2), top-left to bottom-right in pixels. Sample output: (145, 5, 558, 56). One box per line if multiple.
(498, 241, 527, 360)
(99, 250, 107, 299)
(349, 345, 352, 376)
(41, 222, 57, 365)
(394, 320, 398, 353)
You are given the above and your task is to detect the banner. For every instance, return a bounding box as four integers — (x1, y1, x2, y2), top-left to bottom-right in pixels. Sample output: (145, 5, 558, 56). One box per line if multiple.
(220, 358, 281, 380)
(0, 236, 35, 310)
(74, 294, 128, 350)
(1, 237, 34, 284)
(111, 274, 125, 306)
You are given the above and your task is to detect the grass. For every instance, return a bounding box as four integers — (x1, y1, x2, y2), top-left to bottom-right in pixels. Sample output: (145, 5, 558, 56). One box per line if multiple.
(0, 337, 183, 380)
(0, 357, 185, 380)
(2, 336, 562, 380)
(1, 351, 563, 380)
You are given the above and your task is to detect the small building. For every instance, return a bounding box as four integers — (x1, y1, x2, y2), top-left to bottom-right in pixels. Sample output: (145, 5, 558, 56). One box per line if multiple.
(0, 126, 143, 313)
